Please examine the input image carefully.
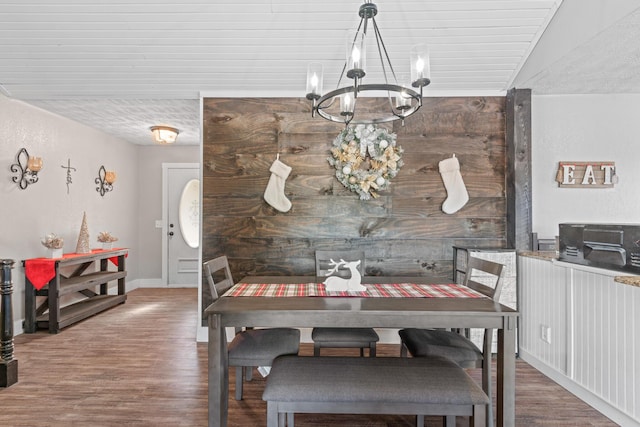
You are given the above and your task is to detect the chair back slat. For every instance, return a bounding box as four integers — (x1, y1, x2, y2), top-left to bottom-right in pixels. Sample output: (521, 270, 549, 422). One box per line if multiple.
(203, 255, 235, 301)
(315, 250, 365, 278)
(463, 256, 504, 302)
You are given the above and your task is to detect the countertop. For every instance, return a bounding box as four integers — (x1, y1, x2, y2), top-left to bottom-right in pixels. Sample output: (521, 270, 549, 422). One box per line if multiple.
(518, 251, 556, 261)
(518, 251, 640, 288)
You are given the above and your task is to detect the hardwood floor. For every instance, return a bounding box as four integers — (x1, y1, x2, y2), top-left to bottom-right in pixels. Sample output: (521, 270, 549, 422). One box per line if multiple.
(1, 288, 618, 426)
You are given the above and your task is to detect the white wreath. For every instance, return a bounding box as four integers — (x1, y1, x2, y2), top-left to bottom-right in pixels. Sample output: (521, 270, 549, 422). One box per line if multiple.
(328, 124, 404, 200)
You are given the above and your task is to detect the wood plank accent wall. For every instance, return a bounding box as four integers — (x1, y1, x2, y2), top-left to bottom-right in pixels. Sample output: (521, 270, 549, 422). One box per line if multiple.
(201, 97, 508, 318)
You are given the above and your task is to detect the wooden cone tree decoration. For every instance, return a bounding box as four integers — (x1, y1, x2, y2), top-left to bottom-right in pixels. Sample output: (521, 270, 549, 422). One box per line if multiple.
(75, 212, 91, 253)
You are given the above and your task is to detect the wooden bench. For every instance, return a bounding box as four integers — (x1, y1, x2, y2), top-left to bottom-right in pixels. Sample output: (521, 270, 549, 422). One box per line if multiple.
(262, 355, 489, 427)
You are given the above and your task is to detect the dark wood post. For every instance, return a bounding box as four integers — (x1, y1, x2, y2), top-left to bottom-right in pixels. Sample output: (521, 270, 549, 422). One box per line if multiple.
(506, 88, 532, 250)
(1, 259, 18, 387)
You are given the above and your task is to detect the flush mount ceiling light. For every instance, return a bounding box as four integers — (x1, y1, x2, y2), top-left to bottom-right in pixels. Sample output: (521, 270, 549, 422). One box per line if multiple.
(150, 125, 180, 144)
(305, 1, 431, 126)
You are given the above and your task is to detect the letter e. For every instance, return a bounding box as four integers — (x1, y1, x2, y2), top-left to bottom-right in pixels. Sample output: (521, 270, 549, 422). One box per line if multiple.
(562, 165, 575, 184)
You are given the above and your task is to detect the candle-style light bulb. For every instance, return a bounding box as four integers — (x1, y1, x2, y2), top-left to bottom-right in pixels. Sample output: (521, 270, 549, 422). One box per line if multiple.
(352, 46, 361, 69)
(410, 44, 431, 88)
(27, 156, 43, 172)
(340, 93, 355, 118)
(306, 63, 323, 100)
(346, 30, 366, 80)
(415, 58, 425, 79)
(343, 94, 351, 110)
(105, 171, 117, 184)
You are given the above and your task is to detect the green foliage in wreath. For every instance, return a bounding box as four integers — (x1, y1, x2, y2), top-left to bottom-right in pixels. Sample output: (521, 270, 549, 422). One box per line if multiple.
(328, 124, 404, 200)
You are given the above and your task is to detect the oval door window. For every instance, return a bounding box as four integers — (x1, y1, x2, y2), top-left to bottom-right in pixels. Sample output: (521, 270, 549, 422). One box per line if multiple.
(179, 179, 200, 248)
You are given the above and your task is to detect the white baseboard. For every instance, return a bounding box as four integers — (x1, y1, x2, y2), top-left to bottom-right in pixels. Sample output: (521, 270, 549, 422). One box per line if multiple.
(128, 278, 197, 289)
(13, 319, 23, 337)
(520, 348, 639, 427)
(128, 278, 163, 289)
(196, 325, 208, 342)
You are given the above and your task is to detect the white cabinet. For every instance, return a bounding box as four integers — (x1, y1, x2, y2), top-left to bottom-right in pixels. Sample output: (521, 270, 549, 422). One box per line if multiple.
(518, 255, 568, 374)
(570, 268, 639, 419)
(518, 254, 640, 426)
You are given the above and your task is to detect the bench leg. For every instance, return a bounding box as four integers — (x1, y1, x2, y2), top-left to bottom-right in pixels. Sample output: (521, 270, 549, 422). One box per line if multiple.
(235, 367, 243, 400)
(445, 415, 456, 427)
(417, 415, 424, 427)
(287, 412, 294, 427)
(266, 402, 278, 427)
(369, 342, 376, 357)
(482, 359, 493, 427)
(246, 366, 253, 381)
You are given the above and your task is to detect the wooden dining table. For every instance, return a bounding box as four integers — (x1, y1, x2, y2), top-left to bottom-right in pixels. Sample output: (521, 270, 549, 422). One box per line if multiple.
(205, 276, 518, 427)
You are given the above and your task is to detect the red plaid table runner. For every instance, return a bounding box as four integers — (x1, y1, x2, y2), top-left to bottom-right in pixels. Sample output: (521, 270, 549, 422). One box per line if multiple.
(226, 283, 484, 298)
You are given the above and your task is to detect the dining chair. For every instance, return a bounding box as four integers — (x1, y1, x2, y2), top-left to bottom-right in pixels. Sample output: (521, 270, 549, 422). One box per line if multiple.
(203, 256, 301, 400)
(312, 250, 379, 357)
(398, 255, 505, 426)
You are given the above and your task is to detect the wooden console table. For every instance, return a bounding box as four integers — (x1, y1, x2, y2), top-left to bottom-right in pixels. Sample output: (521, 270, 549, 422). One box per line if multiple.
(23, 249, 128, 334)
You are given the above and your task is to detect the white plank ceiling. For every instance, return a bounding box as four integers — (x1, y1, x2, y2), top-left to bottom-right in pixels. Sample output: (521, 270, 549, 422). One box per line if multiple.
(1, 0, 639, 145)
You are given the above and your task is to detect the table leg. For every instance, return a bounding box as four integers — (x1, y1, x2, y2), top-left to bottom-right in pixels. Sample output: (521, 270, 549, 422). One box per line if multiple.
(208, 313, 228, 427)
(497, 316, 516, 427)
(24, 278, 36, 333)
(100, 259, 109, 295)
(117, 255, 126, 295)
(49, 272, 60, 334)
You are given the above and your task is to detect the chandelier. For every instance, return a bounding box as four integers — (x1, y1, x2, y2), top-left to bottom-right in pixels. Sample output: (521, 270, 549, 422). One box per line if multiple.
(305, 1, 430, 126)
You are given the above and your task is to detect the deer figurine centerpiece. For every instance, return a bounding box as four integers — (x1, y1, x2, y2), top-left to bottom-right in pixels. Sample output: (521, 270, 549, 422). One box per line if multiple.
(322, 258, 367, 292)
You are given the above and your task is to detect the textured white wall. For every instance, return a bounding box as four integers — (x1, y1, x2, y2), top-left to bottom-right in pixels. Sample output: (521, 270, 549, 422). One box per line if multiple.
(0, 95, 139, 324)
(531, 94, 640, 238)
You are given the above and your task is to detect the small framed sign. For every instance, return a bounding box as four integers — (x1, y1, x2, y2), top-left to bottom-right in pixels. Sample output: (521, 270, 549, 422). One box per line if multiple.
(556, 161, 617, 188)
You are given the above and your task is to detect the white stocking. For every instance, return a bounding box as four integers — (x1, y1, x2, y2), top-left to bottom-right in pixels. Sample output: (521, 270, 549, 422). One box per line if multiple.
(439, 154, 469, 214)
(264, 157, 292, 213)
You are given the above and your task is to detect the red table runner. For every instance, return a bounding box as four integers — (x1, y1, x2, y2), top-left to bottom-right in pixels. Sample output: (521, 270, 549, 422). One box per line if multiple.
(226, 282, 484, 298)
(24, 248, 127, 290)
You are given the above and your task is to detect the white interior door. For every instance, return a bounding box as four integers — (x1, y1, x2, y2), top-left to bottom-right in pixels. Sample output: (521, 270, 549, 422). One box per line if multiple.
(165, 165, 199, 286)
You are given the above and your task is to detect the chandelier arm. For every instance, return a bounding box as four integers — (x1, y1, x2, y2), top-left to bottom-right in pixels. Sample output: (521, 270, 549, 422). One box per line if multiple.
(335, 62, 348, 94)
(371, 17, 397, 85)
(357, 17, 367, 94)
(362, 11, 369, 36)
(369, 17, 399, 119)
